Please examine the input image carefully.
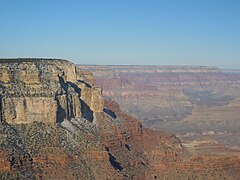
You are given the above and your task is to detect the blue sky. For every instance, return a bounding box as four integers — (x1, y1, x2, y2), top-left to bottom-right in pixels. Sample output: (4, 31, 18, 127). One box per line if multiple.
(0, 0, 240, 68)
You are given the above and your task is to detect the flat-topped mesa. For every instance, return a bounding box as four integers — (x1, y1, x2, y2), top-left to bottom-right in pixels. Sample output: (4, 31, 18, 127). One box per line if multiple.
(0, 58, 104, 124)
(80, 65, 221, 74)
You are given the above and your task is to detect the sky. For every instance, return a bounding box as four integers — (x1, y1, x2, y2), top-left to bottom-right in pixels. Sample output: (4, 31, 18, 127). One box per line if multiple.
(0, 0, 240, 68)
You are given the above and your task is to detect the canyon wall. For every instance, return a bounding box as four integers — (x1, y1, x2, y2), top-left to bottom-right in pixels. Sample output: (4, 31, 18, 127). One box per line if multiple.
(0, 60, 240, 179)
(80, 65, 240, 148)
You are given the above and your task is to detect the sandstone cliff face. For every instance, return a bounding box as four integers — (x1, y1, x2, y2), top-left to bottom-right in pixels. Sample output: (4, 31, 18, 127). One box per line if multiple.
(2, 97, 57, 124)
(0, 59, 103, 124)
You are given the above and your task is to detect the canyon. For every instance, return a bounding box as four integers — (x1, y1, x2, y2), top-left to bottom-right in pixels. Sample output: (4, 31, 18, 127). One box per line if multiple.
(0, 59, 240, 179)
(80, 65, 240, 149)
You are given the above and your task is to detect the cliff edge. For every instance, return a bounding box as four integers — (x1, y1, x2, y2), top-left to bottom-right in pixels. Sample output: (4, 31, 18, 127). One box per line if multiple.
(0, 59, 103, 124)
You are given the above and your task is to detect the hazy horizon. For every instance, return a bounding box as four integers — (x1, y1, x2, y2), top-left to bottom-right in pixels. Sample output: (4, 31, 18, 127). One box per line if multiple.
(1, 0, 240, 68)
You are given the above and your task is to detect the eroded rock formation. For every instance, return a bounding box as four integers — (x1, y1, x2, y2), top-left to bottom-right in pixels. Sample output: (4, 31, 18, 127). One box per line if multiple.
(0, 59, 103, 124)
(0, 59, 240, 179)
(80, 65, 240, 148)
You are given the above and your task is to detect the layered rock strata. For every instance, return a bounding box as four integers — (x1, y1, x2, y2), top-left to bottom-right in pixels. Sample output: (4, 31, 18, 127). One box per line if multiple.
(0, 59, 103, 124)
(80, 65, 240, 147)
(0, 59, 240, 179)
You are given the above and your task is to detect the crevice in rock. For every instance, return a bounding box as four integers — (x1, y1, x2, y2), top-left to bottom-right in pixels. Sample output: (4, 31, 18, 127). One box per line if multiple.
(80, 99, 93, 122)
(125, 144, 130, 151)
(103, 108, 117, 119)
(58, 76, 68, 92)
(77, 80, 91, 88)
(55, 96, 66, 124)
(104, 146, 123, 172)
(108, 152, 122, 172)
(67, 81, 81, 94)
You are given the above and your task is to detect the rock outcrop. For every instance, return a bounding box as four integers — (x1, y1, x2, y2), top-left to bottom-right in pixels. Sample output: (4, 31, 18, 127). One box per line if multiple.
(0, 59, 103, 124)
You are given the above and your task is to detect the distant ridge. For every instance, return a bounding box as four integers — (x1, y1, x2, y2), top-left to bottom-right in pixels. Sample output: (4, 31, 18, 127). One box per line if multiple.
(79, 64, 221, 73)
(221, 69, 240, 74)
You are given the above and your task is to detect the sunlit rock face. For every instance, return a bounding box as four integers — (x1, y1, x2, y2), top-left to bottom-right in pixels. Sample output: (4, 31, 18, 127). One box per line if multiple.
(0, 59, 103, 124)
(2, 97, 57, 124)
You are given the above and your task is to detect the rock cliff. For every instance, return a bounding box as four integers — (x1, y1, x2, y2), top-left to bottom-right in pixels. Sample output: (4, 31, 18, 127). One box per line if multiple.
(0, 59, 103, 124)
(0, 59, 240, 179)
